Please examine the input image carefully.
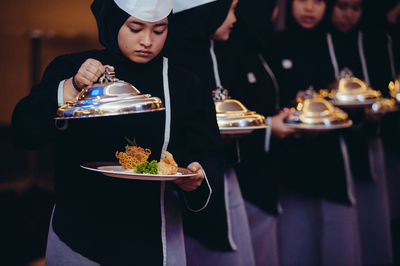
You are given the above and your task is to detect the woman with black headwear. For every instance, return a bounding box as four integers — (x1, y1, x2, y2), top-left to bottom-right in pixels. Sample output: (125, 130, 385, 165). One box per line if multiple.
(167, 1, 256, 265)
(327, 0, 393, 92)
(214, 0, 293, 265)
(327, 1, 393, 264)
(11, 0, 225, 265)
(270, 0, 363, 265)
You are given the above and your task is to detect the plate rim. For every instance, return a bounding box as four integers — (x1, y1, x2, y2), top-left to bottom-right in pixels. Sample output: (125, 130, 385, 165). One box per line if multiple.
(219, 125, 269, 131)
(284, 120, 353, 131)
(330, 98, 377, 108)
(219, 125, 269, 135)
(55, 107, 166, 120)
(80, 162, 196, 181)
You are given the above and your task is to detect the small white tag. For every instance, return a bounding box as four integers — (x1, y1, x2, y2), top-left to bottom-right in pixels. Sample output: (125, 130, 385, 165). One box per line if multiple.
(282, 59, 293, 69)
(247, 72, 257, 83)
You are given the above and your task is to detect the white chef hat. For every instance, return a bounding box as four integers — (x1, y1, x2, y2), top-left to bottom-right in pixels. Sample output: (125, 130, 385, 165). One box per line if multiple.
(114, 0, 173, 22)
(173, 0, 217, 13)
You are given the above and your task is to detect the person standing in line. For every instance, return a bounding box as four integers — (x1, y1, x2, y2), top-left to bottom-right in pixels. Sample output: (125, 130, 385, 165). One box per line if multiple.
(327, 1, 393, 264)
(167, 0, 256, 265)
(271, 0, 363, 265)
(11, 0, 225, 265)
(214, 0, 296, 265)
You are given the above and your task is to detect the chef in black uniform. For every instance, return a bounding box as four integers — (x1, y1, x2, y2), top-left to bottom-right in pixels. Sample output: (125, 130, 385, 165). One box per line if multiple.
(271, 0, 363, 265)
(11, 0, 225, 265)
(214, 0, 295, 265)
(167, 0, 256, 265)
(327, 0, 393, 264)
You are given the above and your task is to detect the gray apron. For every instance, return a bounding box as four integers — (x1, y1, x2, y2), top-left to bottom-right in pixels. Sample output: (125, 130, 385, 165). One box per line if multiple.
(386, 151, 400, 220)
(184, 168, 256, 266)
(45, 184, 186, 266)
(245, 201, 279, 266)
(279, 136, 362, 266)
(354, 137, 393, 265)
(327, 31, 393, 265)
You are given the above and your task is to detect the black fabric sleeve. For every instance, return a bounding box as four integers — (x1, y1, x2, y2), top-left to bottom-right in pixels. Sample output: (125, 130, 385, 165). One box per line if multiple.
(364, 30, 394, 95)
(180, 76, 225, 210)
(175, 74, 232, 250)
(11, 55, 79, 149)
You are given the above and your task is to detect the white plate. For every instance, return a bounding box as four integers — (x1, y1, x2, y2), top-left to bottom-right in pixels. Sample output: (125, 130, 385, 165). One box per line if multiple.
(219, 125, 268, 135)
(330, 99, 377, 108)
(81, 162, 196, 181)
(284, 120, 353, 132)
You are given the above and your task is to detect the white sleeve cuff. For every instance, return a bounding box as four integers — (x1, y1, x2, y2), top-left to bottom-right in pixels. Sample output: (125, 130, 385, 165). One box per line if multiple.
(183, 169, 212, 212)
(57, 80, 67, 107)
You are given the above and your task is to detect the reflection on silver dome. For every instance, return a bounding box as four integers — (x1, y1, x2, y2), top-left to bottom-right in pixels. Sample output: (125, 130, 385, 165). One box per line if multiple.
(329, 68, 381, 106)
(286, 87, 350, 126)
(56, 69, 164, 120)
(212, 87, 267, 133)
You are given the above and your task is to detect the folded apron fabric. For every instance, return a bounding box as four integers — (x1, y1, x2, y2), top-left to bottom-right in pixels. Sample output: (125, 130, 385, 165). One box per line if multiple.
(184, 168, 255, 266)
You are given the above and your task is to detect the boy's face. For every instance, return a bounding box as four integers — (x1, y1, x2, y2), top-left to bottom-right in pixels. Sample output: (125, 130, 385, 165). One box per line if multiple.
(118, 16, 168, 63)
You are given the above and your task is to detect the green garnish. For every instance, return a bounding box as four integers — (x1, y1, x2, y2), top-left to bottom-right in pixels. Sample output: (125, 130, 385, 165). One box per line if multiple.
(134, 160, 159, 174)
(124, 137, 137, 146)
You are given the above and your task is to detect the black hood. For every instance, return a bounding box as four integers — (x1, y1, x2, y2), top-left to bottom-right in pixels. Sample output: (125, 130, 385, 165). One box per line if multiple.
(165, 0, 234, 92)
(91, 0, 130, 60)
(234, 0, 277, 49)
(168, 0, 233, 51)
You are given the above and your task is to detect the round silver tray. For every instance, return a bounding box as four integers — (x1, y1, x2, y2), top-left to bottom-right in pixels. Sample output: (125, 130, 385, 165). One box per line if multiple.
(55, 107, 165, 120)
(330, 98, 377, 108)
(284, 120, 353, 132)
(219, 125, 268, 135)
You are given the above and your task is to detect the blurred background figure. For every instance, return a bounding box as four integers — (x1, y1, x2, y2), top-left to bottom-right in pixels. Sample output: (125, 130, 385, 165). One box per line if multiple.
(327, 1, 394, 265)
(167, 0, 257, 265)
(269, 0, 363, 265)
(215, 0, 292, 265)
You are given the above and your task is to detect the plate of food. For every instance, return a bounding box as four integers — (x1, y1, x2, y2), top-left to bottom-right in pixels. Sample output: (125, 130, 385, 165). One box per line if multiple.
(284, 120, 353, 132)
(81, 162, 196, 180)
(81, 139, 196, 181)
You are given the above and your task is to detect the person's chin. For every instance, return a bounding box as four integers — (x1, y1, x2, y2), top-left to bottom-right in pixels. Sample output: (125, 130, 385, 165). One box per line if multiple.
(301, 22, 317, 29)
(131, 55, 153, 64)
(339, 24, 354, 33)
(219, 34, 230, 41)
